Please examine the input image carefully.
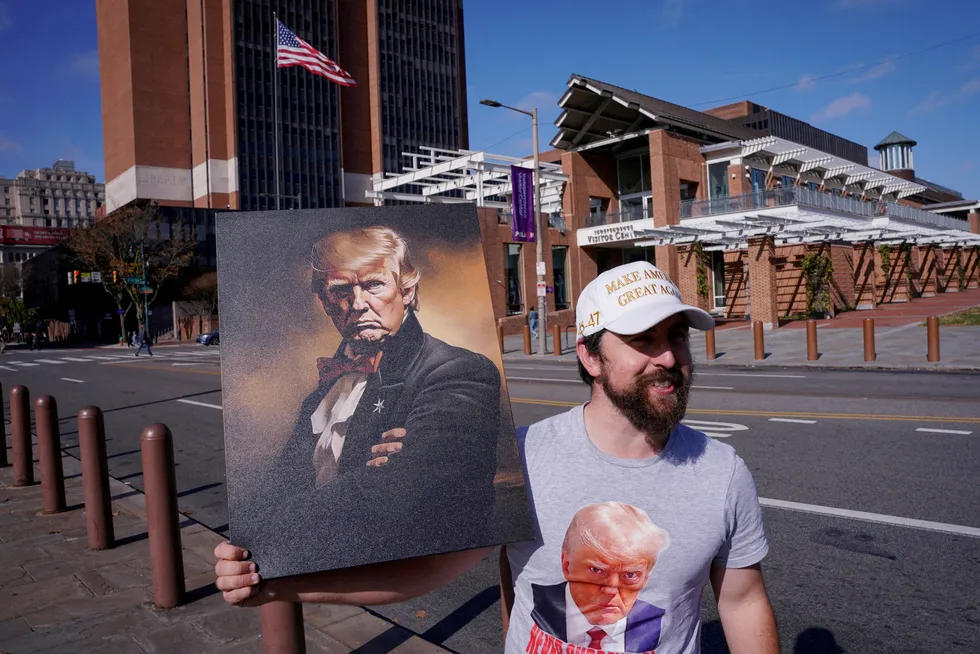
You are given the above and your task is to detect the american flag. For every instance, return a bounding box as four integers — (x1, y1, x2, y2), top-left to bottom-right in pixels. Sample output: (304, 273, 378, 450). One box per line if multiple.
(276, 20, 356, 87)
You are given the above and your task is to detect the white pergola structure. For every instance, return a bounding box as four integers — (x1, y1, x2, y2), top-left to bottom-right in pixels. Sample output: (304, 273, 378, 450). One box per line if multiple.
(703, 136, 928, 200)
(365, 147, 567, 214)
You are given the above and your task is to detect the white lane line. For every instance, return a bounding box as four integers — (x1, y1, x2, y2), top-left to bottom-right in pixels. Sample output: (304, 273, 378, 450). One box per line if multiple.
(0, 365, 17, 371)
(60, 378, 85, 384)
(698, 373, 806, 379)
(915, 427, 972, 435)
(13, 362, 39, 367)
(759, 497, 980, 538)
(88, 355, 129, 361)
(177, 398, 223, 410)
(60, 357, 97, 362)
(692, 385, 735, 390)
(769, 418, 818, 424)
(35, 359, 65, 365)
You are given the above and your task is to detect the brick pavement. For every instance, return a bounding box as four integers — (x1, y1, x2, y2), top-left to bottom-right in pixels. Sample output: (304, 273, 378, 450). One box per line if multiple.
(0, 454, 455, 653)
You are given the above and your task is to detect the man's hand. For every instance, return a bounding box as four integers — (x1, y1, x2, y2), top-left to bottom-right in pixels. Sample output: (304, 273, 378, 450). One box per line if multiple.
(214, 541, 268, 607)
(367, 428, 406, 467)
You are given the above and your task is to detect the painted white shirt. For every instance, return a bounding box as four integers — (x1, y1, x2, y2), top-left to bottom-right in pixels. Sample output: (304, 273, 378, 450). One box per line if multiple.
(310, 371, 370, 465)
(564, 582, 628, 652)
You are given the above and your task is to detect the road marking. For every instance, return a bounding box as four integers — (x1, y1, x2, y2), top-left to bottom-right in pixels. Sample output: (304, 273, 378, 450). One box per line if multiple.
(13, 362, 39, 367)
(682, 420, 749, 439)
(103, 363, 221, 376)
(35, 359, 65, 365)
(177, 398, 223, 410)
(759, 497, 980, 538)
(60, 378, 85, 384)
(769, 418, 818, 424)
(0, 365, 16, 371)
(915, 427, 972, 435)
(89, 355, 129, 361)
(692, 385, 735, 390)
(510, 398, 980, 423)
(60, 357, 97, 362)
(698, 373, 806, 379)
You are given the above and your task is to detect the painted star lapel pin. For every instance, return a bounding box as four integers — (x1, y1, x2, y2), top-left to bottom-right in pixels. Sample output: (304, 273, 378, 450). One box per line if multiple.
(373, 398, 385, 414)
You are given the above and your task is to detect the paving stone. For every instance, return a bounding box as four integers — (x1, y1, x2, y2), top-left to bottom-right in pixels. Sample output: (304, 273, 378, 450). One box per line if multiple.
(210, 635, 265, 653)
(55, 634, 147, 654)
(192, 602, 264, 644)
(133, 620, 215, 653)
(390, 635, 455, 653)
(0, 573, 92, 622)
(0, 606, 161, 653)
(23, 587, 152, 628)
(321, 612, 401, 649)
(0, 565, 32, 587)
(89, 557, 151, 591)
(0, 617, 32, 641)
(73, 568, 115, 596)
(304, 626, 355, 653)
(25, 540, 145, 581)
(303, 602, 366, 629)
(0, 544, 49, 568)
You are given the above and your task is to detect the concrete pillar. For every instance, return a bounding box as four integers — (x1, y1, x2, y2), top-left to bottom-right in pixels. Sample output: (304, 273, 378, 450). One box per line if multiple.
(676, 245, 710, 311)
(747, 236, 779, 329)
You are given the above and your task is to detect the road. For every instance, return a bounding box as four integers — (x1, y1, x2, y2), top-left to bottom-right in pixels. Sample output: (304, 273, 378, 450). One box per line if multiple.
(2, 344, 979, 653)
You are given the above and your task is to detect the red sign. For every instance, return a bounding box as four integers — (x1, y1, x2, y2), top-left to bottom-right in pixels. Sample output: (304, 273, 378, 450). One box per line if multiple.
(0, 226, 71, 246)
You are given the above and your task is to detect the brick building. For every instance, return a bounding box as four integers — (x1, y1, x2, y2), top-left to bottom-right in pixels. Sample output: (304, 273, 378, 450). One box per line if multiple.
(95, 0, 467, 213)
(373, 74, 980, 334)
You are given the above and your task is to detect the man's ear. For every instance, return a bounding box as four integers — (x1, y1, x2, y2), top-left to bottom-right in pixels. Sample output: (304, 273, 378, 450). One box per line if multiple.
(401, 284, 417, 307)
(561, 551, 571, 578)
(576, 337, 603, 380)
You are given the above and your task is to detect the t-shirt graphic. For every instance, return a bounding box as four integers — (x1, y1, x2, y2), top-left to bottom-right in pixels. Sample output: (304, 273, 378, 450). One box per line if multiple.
(527, 502, 667, 654)
(506, 405, 769, 654)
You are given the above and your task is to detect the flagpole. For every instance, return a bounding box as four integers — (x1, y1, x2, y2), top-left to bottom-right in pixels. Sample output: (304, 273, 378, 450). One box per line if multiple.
(272, 11, 281, 210)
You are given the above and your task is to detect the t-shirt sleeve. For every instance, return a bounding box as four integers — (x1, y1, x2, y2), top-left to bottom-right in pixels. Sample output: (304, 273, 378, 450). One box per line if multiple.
(712, 454, 769, 569)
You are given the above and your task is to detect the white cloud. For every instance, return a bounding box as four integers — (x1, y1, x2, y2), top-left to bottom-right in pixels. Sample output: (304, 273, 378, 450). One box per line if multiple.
(908, 78, 980, 116)
(515, 91, 558, 113)
(71, 51, 100, 79)
(660, 0, 689, 27)
(796, 74, 816, 91)
(848, 58, 896, 83)
(810, 92, 871, 122)
(0, 137, 21, 152)
(0, 4, 10, 32)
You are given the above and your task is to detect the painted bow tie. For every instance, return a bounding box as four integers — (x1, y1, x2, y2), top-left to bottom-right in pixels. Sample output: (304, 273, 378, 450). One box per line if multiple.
(316, 355, 379, 387)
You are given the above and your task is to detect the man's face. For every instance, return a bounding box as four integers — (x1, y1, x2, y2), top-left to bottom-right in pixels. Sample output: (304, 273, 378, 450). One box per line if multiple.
(320, 257, 415, 352)
(596, 314, 694, 437)
(562, 543, 654, 625)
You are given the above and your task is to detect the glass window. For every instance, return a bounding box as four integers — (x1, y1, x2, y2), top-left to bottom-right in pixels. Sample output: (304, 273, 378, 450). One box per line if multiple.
(504, 243, 523, 316)
(708, 161, 729, 199)
(552, 246, 569, 310)
(750, 168, 766, 192)
(616, 154, 649, 196)
(711, 251, 726, 309)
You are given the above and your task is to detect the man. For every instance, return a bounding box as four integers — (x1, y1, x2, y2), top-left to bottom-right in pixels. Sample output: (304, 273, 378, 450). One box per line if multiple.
(134, 327, 153, 357)
(238, 226, 503, 578)
(216, 260, 778, 653)
(530, 502, 668, 652)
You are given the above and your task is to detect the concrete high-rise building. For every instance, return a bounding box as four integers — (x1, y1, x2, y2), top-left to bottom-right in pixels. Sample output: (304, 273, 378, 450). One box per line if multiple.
(96, 0, 468, 213)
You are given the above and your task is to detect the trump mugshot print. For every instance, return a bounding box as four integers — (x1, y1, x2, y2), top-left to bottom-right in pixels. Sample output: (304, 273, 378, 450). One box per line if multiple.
(216, 204, 534, 578)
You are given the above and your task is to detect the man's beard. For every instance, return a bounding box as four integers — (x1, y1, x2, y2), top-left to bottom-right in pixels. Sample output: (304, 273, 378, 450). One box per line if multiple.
(598, 362, 693, 445)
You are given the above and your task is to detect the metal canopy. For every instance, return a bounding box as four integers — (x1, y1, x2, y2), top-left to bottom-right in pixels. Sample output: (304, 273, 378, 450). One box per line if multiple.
(366, 147, 567, 213)
(706, 136, 929, 200)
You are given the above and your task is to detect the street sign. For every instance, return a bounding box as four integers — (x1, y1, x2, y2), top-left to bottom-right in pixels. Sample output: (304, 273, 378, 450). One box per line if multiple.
(92, 272, 102, 283)
(125, 276, 142, 284)
(140, 286, 153, 295)
(12, 323, 20, 334)
(536, 281, 547, 297)
(536, 261, 546, 276)
(80, 272, 92, 283)
(116, 309, 125, 315)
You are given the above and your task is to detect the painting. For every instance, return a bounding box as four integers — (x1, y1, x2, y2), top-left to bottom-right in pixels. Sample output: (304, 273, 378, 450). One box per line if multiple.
(216, 204, 534, 579)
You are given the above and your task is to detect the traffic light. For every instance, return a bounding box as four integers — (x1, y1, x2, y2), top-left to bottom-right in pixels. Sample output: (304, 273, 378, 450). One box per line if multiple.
(72, 270, 80, 284)
(112, 270, 118, 283)
(67, 271, 73, 285)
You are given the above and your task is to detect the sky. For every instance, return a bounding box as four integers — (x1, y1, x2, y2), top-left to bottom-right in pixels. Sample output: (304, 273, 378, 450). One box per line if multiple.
(0, 0, 977, 199)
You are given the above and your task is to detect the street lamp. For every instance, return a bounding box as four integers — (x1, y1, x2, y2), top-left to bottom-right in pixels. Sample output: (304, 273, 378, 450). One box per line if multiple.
(480, 98, 546, 356)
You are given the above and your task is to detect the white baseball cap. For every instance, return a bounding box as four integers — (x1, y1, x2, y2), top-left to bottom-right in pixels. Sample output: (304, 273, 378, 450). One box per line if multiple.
(576, 261, 715, 338)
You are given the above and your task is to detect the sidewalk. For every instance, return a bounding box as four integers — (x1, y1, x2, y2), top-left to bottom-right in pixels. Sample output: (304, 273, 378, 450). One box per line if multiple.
(503, 323, 980, 371)
(0, 454, 454, 653)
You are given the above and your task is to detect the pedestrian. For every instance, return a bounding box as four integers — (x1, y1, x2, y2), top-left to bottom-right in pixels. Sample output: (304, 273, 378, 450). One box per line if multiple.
(527, 305, 538, 338)
(213, 261, 779, 653)
(134, 328, 153, 357)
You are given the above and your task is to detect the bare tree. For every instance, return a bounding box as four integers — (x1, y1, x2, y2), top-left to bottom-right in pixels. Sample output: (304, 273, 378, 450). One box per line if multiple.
(67, 202, 196, 341)
(183, 271, 219, 315)
(0, 264, 22, 298)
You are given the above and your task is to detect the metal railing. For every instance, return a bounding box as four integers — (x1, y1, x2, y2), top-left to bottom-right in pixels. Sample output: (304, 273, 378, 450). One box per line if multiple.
(584, 206, 652, 228)
(497, 211, 570, 232)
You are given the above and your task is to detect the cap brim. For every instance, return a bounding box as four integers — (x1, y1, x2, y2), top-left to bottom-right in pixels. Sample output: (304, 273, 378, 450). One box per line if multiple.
(604, 303, 716, 335)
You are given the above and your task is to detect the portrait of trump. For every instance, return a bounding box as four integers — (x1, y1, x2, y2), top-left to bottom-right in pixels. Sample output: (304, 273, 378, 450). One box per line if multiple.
(232, 221, 512, 578)
(531, 502, 669, 653)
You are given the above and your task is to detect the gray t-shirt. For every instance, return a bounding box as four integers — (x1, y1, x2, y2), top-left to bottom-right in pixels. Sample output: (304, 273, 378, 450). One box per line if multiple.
(505, 405, 768, 654)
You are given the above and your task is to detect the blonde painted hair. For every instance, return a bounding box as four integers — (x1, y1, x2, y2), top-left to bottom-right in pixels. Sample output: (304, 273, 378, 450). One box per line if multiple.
(562, 502, 669, 568)
(311, 226, 421, 311)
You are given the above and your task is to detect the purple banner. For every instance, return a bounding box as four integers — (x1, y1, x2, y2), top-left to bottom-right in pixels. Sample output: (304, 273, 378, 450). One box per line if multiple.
(510, 165, 535, 242)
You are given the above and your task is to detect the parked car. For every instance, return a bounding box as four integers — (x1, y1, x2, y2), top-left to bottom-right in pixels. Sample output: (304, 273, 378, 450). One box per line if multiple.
(197, 329, 219, 346)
